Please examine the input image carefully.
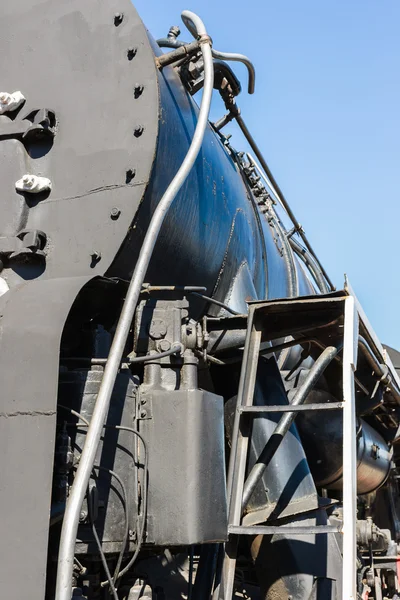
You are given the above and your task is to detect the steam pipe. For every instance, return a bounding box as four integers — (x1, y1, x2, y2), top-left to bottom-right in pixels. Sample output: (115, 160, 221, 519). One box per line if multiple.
(241, 343, 342, 509)
(289, 236, 329, 293)
(211, 50, 255, 94)
(55, 11, 214, 600)
(235, 113, 335, 291)
(358, 336, 400, 404)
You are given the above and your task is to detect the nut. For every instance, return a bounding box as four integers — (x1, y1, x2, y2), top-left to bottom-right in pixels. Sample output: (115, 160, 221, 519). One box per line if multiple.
(127, 47, 137, 60)
(110, 207, 121, 220)
(134, 84, 144, 98)
(158, 339, 171, 352)
(148, 319, 167, 340)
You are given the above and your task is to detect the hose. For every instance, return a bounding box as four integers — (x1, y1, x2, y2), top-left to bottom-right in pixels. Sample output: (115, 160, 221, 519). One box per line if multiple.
(54, 11, 213, 600)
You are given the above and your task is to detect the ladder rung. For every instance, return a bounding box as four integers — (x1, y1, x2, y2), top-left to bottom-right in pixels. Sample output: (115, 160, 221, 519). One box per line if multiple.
(228, 525, 341, 536)
(239, 402, 344, 414)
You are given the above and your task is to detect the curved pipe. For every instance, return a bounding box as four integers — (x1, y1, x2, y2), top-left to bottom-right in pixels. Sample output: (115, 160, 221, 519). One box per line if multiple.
(242, 343, 342, 509)
(157, 37, 187, 49)
(172, 15, 255, 94)
(55, 11, 214, 600)
(290, 236, 329, 294)
(211, 49, 255, 94)
(235, 115, 335, 291)
(359, 336, 400, 404)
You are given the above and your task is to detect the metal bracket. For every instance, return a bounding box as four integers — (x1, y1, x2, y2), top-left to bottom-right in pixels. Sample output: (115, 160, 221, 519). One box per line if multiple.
(0, 229, 47, 262)
(0, 108, 56, 143)
(137, 391, 153, 420)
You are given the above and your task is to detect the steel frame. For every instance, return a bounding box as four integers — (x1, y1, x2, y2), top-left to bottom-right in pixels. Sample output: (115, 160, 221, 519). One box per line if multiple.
(217, 286, 397, 600)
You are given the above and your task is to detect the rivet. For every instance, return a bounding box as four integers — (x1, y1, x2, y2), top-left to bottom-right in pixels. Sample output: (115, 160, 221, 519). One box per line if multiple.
(110, 207, 121, 220)
(126, 168, 136, 183)
(134, 125, 144, 137)
(127, 47, 137, 60)
(90, 251, 101, 265)
(134, 84, 144, 98)
(114, 12, 124, 26)
(140, 409, 147, 418)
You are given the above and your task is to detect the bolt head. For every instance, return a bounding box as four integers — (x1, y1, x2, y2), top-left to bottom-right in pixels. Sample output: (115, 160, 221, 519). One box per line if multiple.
(127, 47, 137, 60)
(110, 207, 121, 220)
(90, 251, 101, 264)
(148, 319, 167, 340)
(134, 84, 144, 98)
(158, 339, 171, 352)
(126, 168, 136, 183)
(22, 174, 34, 187)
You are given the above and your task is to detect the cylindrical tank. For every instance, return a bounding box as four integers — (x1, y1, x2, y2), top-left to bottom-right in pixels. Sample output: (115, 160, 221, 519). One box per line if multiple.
(296, 390, 392, 494)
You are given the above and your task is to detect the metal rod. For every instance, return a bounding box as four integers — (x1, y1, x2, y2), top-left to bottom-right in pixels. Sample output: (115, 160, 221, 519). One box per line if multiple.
(240, 401, 344, 413)
(213, 112, 236, 131)
(342, 296, 358, 600)
(220, 311, 261, 600)
(141, 284, 207, 293)
(192, 544, 219, 600)
(55, 12, 214, 600)
(359, 335, 400, 404)
(228, 525, 340, 536)
(61, 344, 182, 366)
(156, 39, 201, 68)
(241, 344, 342, 509)
(235, 114, 335, 291)
(189, 291, 241, 315)
(289, 236, 329, 294)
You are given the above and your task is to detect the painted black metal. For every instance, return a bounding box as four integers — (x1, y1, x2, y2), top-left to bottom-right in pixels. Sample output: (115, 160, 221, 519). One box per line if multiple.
(296, 391, 392, 494)
(224, 357, 319, 526)
(57, 368, 139, 555)
(1, 1, 396, 598)
(242, 344, 342, 509)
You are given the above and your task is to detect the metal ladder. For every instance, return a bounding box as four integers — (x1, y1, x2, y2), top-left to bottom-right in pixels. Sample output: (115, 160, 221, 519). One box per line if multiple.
(217, 293, 359, 600)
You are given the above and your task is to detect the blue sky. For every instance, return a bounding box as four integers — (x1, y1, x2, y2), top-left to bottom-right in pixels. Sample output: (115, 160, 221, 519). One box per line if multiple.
(134, 0, 400, 350)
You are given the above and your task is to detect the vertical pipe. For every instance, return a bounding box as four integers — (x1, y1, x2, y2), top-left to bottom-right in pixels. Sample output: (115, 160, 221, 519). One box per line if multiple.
(55, 12, 214, 600)
(342, 296, 358, 600)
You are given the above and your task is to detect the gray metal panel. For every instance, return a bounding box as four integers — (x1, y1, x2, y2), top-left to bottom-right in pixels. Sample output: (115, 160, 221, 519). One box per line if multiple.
(0, 276, 92, 600)
(0, 2, 159, 596)
(139, 388, 228, 545)
(0, 0, 159, 287)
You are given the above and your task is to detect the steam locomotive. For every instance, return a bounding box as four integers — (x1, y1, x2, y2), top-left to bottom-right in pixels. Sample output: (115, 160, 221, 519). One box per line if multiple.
(1, 2, 400, 600)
